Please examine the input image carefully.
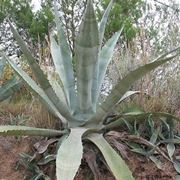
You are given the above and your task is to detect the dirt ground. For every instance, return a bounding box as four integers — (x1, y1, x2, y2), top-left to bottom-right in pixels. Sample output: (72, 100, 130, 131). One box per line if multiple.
(0, 134, 178, 180)
(0, 136, 33, 180)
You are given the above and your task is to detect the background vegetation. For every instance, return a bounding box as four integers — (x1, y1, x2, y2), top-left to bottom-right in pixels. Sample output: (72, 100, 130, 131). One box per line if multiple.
(0, 0, 180, 179)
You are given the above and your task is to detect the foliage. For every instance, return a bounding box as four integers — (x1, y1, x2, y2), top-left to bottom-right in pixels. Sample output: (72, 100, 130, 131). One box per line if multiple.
(18, 152, 52, 180)
(0, 76, 22, 102)
(0, 0, 53, 42)
(96, 0, 143, 42)
(142, 0, 180, 54)
(56, 0, 87, 55)
(0, 57, 22, 102)
(0, 0, 180, 179)
(105, 0, 180, 117)
(110, 111, 180, 177)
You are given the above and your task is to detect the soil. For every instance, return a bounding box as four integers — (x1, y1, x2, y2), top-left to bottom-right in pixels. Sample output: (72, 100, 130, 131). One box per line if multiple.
(0, 134, 178, 180)
(0, 136, 33, 180)
(105, 131, 178, 180)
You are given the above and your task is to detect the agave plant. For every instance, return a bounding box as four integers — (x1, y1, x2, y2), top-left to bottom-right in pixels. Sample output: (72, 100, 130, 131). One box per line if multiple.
(0, 0, 180, 179)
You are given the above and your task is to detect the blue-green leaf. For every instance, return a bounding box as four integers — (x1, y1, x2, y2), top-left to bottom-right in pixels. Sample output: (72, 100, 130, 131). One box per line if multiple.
(3, 55, 69, 124)
(94, 29, 123, 104)
(99, 0, 113, 46)
(174, 161, 180, 174)
(85, 47, 180, 126)
(149, 156, 163, 170)
(75, 0, 99, 117)
(85, 133, 134, 180)
(56, 128, 87, 180)
(0, 76, 22, 102)
(167, 143, 175, 160)
(53, 6, 76, 112)
(8, 21, 70, 121)
(0, 125, 67, 137)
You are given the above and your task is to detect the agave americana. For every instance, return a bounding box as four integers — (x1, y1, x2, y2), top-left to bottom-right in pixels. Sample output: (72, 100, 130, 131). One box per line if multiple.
(0, 0, 180, 179)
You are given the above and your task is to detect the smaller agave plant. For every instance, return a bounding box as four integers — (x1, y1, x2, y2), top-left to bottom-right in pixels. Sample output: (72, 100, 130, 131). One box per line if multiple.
(0, 0, 180, 179)
(0, 56, 22, 102)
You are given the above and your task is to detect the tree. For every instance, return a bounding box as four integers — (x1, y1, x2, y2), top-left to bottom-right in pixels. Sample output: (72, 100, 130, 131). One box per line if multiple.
(0, 0, 54, 42)
(97, 0, 143, 43)
(57, 0, 100, 55)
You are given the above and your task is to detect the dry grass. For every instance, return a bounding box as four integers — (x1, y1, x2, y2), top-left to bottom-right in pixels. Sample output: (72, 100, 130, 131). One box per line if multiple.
(116, 93, 175, 116)
(106, 25, 180, 116)
(26, 101, 60, 129)
(0, 97, 60, 129)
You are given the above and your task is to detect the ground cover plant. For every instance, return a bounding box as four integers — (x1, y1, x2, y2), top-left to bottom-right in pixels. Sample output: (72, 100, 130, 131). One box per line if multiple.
(0, 56, 23, 102)
(0, 0, 180, 179)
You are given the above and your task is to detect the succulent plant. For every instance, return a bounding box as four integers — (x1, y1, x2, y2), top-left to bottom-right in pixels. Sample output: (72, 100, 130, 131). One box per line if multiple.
(0, 0, 180, 179)
(0, 57, 22, 102)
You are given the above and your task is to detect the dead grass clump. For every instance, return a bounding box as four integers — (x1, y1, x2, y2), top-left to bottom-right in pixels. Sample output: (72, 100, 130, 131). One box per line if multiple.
(134, 93, 172, 113)
(0, 98, 60, 129)
(0, 100, 29, 116)
(25, 100, 60, 129)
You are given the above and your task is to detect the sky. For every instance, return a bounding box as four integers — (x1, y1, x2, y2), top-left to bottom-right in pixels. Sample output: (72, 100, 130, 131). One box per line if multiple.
(31, 0, 41, 12)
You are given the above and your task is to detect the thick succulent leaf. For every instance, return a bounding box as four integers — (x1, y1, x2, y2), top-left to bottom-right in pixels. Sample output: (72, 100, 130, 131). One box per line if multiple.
(8, 21, 50, 88)
(130, 147, 149, 156)
(118, 90, 140, 103)
(174, 161, 180, 174)
(123, 119, 134, 132)
(91, 64, 99, 113)
(85, 133, 134, 180)
(147, 116, 155, 134)
(3, 55, 70, 124)
(160, 138, 180, 144)
(0, 125, 67, 137)
(150, 130, 158, 144)
(8, 22, 66, 118)
(175, 175, 180, 180)
(75, 0, 99, 116)
(56, 134, 69, 152)
(167, 143, 175, 160)
(149, 156, 163, 170)
(100, 48, 180, 120)
(86, 47, 180, 126)
(123, 108, 145, 116)
(34, 138, 59, 154)
(0, 76, 22, 102)
(38, 155, 56, 165)
(54, 4, 72, 60)
(48, 73, 68, 108)
(99, 0, 113, 46)
(103, 112, 180, 131)
(52, 7, 76, 111)
(94, 29, 123, 105)
(122, 106, 144, 115)
(56, 128, 87, 180)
